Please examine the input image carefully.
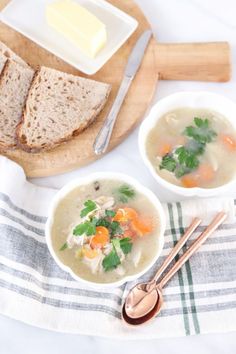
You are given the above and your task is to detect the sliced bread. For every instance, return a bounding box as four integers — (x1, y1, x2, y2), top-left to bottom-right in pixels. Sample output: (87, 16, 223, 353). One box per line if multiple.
(0, 60, 34, 149)
(0, 41, 30, 69)
(0, 53, 7, 73)
(16, 66, 111, 152)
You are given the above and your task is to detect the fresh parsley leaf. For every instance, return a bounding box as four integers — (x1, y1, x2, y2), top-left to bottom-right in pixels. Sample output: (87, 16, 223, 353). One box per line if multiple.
(184, 118, 217, 144)
(86, 222, 97, 236)
(73, 223, 87, 236)
(96, 218, 110, 228)
(59, 242, 68, 251)
(119, 237, 132, 254)
(185, 139, 205, 155)
(111, 238, 120, 250)
(80, 200, 97, 218)
(102, 248, 121, 271)
(110, 221, 122, 237)
(159, 154, 177, 172)
(105, 209, 116, 217)
(174, 165, 190, 178)
(73, 220, 96, 236)
(116, 184, 135, 203)
(175, 146, 199, 170)
(194, 117, 209, 128)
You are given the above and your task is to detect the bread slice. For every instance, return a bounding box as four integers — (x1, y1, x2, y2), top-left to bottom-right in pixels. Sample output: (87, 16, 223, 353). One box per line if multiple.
(16, 66, 111, 152)
(0, 60, 34, 149)
(0, 41, 30, 69)
(0, 53, 7, 73)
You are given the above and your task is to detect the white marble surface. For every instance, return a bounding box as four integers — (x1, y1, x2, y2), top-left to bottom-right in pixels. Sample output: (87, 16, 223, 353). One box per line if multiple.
(1, 0, 236, 352)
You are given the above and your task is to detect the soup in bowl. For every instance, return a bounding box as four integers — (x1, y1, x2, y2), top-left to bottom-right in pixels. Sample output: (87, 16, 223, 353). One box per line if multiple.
(46, 173, 165, 287)
(139, 92, 236, 197)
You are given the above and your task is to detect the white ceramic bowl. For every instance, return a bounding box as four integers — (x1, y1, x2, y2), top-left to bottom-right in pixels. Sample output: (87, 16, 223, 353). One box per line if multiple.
(45, 172, 166, 288)
(139, 91, 236, 197)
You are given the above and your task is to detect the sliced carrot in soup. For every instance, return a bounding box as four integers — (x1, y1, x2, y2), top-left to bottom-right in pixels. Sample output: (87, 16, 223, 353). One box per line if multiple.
(220, 134, 236, 151)
(157, 143, 172, 157)
(132, 217, 153, 236)
(114, 207, 138, 222)
(91, 226, 109, 248)
(198, 164, 215, 182)
(181, 174, 199, 188)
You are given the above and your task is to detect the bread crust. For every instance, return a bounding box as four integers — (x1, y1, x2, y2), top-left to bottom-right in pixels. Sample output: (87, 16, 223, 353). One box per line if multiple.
(0, 60, 16, 150)
(0, 59, 33, 152)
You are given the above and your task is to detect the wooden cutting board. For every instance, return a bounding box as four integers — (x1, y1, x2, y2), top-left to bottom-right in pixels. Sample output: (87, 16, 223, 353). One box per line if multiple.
(0, 0, 231, 177)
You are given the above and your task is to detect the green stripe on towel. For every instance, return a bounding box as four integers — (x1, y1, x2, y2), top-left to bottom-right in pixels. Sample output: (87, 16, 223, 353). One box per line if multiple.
(167, 203, 190, 336)
(176, 202, 200, 335)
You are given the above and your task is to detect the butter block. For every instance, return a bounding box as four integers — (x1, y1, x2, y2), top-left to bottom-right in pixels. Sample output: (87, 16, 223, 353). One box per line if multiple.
(46, 0, 107, 58)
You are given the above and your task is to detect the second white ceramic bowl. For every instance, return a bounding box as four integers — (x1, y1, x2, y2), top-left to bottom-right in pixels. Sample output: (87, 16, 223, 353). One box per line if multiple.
(45, 172, 166, 288)
(139, 91, 236, 197)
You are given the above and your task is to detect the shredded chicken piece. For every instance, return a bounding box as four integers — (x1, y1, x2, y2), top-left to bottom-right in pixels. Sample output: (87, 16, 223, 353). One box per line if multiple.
(129, 243, 142, 267)
(114, 265, 125, 276)
(95, 196, 115, 209)
(83, 249, 104, 274)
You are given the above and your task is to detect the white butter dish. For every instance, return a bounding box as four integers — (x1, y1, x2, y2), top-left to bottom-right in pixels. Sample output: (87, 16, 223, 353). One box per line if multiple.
(0, 0, 138, 75)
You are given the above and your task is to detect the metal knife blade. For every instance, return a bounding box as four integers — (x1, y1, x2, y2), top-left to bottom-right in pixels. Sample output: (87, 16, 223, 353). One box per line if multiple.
(125, 29, 152, 78)
(93, 30, 153, 155)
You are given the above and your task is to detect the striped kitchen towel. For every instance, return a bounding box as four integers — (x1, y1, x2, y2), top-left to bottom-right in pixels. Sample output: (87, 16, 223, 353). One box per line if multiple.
(0, 155, 236, 339)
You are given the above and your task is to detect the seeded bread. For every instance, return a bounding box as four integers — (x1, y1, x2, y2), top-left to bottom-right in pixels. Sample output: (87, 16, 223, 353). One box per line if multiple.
(16, 66, 111, 152)
(0, 60, 34, 149)
(0, 41, 30, 69)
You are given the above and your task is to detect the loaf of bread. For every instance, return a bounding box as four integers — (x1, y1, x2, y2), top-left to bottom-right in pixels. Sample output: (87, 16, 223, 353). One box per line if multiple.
(0, 60, 34, 149)
(17, 66, 111, 152)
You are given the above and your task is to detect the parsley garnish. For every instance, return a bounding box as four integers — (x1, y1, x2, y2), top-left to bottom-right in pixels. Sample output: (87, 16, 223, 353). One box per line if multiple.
(119, 237, 133, 254)
(105, 209, 116, 217)
(110, 221, 122, 236)
(102, 237, 133, 271)
(73, 219, 97, 236)
(159, 154, 176, 172)
(80, 200, 97, 218)
(102, 247, 121, 271)
(116, 184, 136, 203)
(159, 117, 217, 178)
(184, 117, 217, 144)
(59, 242, 68, 251)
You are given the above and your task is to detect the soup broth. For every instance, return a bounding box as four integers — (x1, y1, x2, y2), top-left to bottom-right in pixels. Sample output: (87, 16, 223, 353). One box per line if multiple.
(51, 180, 161, 284)
(146, 108, 236, 188)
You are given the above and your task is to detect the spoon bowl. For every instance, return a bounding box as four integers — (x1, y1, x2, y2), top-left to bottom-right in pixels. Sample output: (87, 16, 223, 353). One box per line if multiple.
(122, 287, 163, 326)
(125, 281, 158, 319)
(124, 218, 202, 319)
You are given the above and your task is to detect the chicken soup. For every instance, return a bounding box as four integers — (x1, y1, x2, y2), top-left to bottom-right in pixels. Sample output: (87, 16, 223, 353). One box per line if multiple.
(51, 180, 161, 284)
(146, 108, 236, 188)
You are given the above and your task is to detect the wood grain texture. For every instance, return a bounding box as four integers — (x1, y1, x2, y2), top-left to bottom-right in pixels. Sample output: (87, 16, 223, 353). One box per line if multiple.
(155, 42, 231, 82)
(0, 0, 231, 177)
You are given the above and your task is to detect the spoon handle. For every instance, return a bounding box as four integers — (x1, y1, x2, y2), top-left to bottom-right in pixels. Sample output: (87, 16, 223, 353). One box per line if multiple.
(151, 217, 202, 285)
(159, 212, 227, 289)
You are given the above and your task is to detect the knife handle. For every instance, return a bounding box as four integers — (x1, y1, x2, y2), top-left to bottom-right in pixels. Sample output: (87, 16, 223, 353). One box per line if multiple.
(93, 75, 133, 155)
(155, 41, 231, 82)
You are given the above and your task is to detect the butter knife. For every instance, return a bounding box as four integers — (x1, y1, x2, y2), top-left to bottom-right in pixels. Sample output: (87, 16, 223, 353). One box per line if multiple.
(93, 30, 152, 155)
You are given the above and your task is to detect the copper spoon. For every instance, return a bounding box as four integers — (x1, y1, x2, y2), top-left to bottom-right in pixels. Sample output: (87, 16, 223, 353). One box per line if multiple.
(124, 217, 202, 319)
(122, 211, 227, 326)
